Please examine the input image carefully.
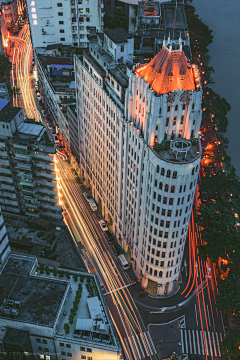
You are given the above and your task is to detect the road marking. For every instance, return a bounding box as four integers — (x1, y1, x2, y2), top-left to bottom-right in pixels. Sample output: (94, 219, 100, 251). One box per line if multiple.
(204, 331, 209, 356)
(135, 333, 145, 358)
(195, 304, 198, 326)
(132, 335, 141, 360)
(124, 338, 133, 360)
(181, 329, 184, 354)
(207, 331, 213, 357)
(207, 305, 211, 327)
(192, 330, 197, 354)
(212, 332, 217, 357)
(104, 282, 136, 295)
(195, 260, 199, 277)
(140, 332, 150, 357)
(143, 332, 153, 355)
(184, 329, 188, 353)
(127, 336, 138, 360)
(147, 331, 157, 354)
(215, 332, 221, 357)
(188, 330, 192, 354)
(200, 331, 205, 355)
(196, 330, 201, 355)
(220, 332, 223, 342)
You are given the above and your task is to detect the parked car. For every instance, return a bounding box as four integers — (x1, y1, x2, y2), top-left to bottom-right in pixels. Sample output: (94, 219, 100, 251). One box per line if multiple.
(89, 199, 98, 212)
(99, 220, 108, 232)
(83, 192, 91, 202)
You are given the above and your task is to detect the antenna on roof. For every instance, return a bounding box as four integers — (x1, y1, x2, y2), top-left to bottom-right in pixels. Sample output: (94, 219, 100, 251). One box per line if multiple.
(179, 32, 182, 51)
(168, 32, 171, 44)
(163, 35, 166, 47)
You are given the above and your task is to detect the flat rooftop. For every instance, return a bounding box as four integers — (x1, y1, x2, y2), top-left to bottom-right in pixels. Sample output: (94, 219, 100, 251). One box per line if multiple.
(153, 139, 201, 164)
(0, 254, 68, 327)
(0, 103, 22, 123)
(18, 122, 44, 136)
(105, 28, 130, 43)
(4, 217, 87, 271)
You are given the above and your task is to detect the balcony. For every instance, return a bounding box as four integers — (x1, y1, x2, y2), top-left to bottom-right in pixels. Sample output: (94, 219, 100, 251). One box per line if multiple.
(21, 189, 36, 196)
(14, 153, 32, 161)
(19, 181, 36, 187)
(17, 173, 34, 179)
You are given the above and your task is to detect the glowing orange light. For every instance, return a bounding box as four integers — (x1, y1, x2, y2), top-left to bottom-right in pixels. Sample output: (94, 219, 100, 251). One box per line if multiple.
(130, 121, 134, 125)
(137, 129, 140, 133)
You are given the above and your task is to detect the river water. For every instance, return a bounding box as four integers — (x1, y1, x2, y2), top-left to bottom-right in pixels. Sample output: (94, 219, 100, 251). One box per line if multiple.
(191, 0, 240, 175)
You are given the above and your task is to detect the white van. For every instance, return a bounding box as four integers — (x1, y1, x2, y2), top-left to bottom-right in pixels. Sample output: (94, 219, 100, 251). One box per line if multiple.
(89, 199, 97, 212)
(118, 254, 129, 270)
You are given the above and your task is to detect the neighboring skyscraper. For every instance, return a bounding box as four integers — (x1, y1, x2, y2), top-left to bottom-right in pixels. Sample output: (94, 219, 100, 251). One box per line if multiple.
(75, 33, 202, 295)
(26, 0, 104, 49)
(0, 100, 62, 221)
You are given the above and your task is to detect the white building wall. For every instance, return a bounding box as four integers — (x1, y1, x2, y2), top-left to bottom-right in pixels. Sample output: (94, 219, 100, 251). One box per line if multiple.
(75, 49, 202, 296)
(27, 0, 73, 48)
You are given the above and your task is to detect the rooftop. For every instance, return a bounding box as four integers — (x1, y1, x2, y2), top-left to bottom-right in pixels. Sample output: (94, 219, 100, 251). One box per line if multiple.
(0, 254, 68, 327)
(11, 122, 46, 144)
(17, 122, 44, 136)
(135, 42, 196, 95)
(46, 56, 74, 66)
(0, 103, 22, 123)
(108, 65, 129, 88)
(105, 28, 131, 43)
(4, 217, 87, 271)
(152, 138, 201, 164)
(89, 38, 114, 65)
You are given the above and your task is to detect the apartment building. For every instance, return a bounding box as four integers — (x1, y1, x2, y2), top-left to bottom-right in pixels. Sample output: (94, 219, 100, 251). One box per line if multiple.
(0, 99, 62, 221)
(74, 31, 202, 295)
(35, 51, 76, 148)
(26, 0, 104, 49)
(0, 252, 121, 360)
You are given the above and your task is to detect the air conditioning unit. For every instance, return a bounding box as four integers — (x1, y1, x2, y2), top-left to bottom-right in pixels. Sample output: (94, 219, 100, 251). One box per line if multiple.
(11, 309, 19, 316)
(9, 151, 13, 154)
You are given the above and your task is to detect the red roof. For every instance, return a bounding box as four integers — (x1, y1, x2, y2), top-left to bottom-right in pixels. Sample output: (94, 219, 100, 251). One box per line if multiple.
(135, 46, 196, 95)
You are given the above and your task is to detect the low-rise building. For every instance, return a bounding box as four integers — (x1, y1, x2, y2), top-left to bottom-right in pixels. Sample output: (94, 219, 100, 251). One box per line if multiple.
(0, 252, 121, 360)
(0, 99, 62, 220)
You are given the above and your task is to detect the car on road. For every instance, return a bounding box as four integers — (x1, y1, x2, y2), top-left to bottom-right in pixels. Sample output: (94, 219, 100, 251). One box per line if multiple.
(89, 198, 98, 212)
(83, 192, 91, 202)
(99, 220, 108, 232)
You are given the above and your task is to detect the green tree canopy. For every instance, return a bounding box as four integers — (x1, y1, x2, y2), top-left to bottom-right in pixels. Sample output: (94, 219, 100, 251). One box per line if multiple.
(220, 327, 240, 360)
(0, 55, 11, 83)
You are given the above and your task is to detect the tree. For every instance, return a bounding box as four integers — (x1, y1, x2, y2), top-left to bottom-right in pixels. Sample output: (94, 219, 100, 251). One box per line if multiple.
(0, 55, 11, 83)
(220, 327, 240, 360)
(64, 323, 70, 333)
(215, 271, 240, 314)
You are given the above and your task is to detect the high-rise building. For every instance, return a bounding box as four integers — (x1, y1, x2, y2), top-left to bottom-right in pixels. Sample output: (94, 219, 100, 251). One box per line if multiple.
(0, 99, 62, 221)
(26, 0, 104, 49)
(74, 33, 202, 295)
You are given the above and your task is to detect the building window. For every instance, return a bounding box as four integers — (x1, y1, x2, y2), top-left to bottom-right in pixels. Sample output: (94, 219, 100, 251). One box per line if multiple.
(165, 117, 169, 126)
(60, 29, 65, 33)
(180, 115, 184, 124)
(61, 352, 66, 356)
(60, 38, 65, 41)
(36, 339, 41, 343)
(66, 344, 71, 348)
(86, 8, 90, 13)
(67, 353, 72, 357)
(58, 12, 63, 15)
(42, 340, 47, 344)
(80, 347, 85, 351)
(121, 45, 124, 52)
(38, 347, 43, 351)
(57, 2, 62, 6)
(173, 117, 176, 125)
(167, 106, 170, 112)
(59, 21, 64, 24)
(86, 349, 92, 353)
(81, 357, 86, 360)
(60, 343, 64, 347)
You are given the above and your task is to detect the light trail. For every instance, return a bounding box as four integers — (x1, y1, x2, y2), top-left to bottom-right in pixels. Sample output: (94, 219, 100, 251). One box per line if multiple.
(57, 156, 155, 359)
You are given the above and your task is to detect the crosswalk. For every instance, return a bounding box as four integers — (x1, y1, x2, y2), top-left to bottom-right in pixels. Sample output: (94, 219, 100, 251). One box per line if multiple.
(124, 331, 158, 359)
(181, 329, 222, 358)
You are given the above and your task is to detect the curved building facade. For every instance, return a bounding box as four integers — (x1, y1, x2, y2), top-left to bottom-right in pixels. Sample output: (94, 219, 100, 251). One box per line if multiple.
(75, 34, 202, 296)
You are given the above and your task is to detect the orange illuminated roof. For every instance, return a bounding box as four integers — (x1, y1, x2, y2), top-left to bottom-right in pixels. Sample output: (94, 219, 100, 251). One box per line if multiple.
(135, 45, 196, 95)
